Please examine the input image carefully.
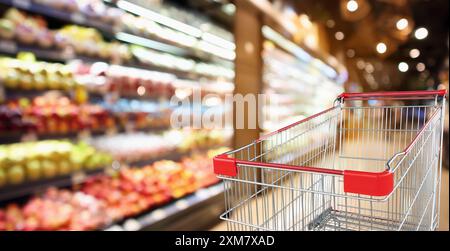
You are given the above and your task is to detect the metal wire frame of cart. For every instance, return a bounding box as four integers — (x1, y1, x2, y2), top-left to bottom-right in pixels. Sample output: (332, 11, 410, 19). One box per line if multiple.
(214, 91, 447, 231)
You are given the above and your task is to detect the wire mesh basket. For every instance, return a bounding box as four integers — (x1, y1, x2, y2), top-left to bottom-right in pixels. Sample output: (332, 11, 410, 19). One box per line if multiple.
(214, 90, 447, 231)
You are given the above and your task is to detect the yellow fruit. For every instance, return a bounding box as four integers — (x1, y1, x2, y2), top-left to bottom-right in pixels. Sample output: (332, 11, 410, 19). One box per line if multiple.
(8, 165, 25, 185)
(0, 169, 6, 187)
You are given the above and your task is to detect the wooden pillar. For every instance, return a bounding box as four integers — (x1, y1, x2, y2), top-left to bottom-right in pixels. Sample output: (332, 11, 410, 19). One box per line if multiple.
(233, 1, 264, 150)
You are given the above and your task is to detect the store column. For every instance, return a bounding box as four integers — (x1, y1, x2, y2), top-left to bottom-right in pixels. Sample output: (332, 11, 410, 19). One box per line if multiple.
(233, 1, 264, 150)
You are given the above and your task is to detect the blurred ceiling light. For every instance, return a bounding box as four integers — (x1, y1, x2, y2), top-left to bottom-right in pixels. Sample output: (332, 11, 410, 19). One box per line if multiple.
(396, 18, 409, 30)
(416, 62, 426, 72)
(376, 42, 387, 54)
(347, 0, 359, 12)
(117, 0, 203, 38)
(414, 27, 428, 40)
(346, 49, 355, 58)
(365, 63, 374, 73)
(299, 14, 313, 28)
(398, 62, 409, 72)
(137, 86, 146, 96)
(222, 3, 236, 16)
(356, 60, 365, 69)
(284, 6, 297, 19)
(326, 19, 335, 28)
(305, 35, 317, 49)
(335, 31, 345, 40)
(409, 49, 420, 58)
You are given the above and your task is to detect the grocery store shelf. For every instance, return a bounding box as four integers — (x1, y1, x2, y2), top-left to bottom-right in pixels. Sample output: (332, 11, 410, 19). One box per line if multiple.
(0, 0, 233, 64)
(0, 40, 70, 62)
(0, 168, 105, 202)
(0, 0, 117, 36)
(104, 182, 224, 231)
(0, 126, 169, 145)
(126, 143, 230, 167)
(0, 143, 228, 203)
(0, 40, 228, 82)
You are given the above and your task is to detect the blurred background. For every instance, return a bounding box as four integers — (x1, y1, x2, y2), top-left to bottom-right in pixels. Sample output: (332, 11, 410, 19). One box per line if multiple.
(0, 0, 448, 231)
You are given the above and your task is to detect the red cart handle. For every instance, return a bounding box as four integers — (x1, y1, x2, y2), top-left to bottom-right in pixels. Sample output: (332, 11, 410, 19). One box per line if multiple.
(338, 90, 447, 100)
(213, 154, 394, 197)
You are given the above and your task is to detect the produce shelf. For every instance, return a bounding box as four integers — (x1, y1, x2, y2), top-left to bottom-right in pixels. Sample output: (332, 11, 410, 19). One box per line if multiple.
(104, 182, 224, 231)
(0, 0, 117, 37)
(0, 40, 229, 82)
(0, 126, 170, 145)
(0, 0, 234, 64)
(0, 39, 69, 62)
(0, 144, 227, 202)
(0, 168, 105, 202)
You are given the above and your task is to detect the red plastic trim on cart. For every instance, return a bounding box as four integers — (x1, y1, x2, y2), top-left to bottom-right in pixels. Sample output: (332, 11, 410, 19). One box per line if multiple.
(213, 155, 394, 196)
(343, 170, 394, 197)
(338, 90, 447, 100)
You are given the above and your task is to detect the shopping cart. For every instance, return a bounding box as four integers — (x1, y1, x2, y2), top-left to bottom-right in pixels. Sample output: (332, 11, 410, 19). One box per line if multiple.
(214, 90, 447, 231)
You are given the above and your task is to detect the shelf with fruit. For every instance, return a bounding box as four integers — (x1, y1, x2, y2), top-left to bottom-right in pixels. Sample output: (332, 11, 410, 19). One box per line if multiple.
(89, 130, 232, 167)
(0, 1, 236, 66)
(0, 94, 112, 136)
(130, 45, 234, 81)
(0, 149, 225, 231)
(0, 54, 87, 94)
(0, 140, 113, 188)
(111, 0, 235, 63)
(0, 8, 132, 63)
(0, 0, 122, 36)
(0, 95, 176, 143)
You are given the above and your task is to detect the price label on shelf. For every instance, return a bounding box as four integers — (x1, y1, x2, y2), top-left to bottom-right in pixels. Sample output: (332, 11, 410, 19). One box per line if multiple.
(70, 13, 86, 24)
(106, 127, 118, 136)
(0, 40, 17, 52)
(12, 0, 31, 10)
(72, 172, 87, 185)
(77, 129, 92, 141)
(20, 132, 37, 142)
(150, 209, 166, 221)
(123, 219, 141, 231)
(175, 199, 189, 210)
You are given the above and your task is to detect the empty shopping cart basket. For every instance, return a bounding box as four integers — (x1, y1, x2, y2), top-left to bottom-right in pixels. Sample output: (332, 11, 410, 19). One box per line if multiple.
(214, 90, 447, 231)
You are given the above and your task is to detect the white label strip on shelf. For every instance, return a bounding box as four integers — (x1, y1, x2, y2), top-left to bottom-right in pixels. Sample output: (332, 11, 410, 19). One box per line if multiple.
(70, 13, 86, 24)
(149, 209, 167, 221)
(175, 199, 189, 210)
(123, 219, 142, 231)
(12, 0, 31, 10)
(71, 172, 87, 185)
(0, 40, 17, 53)
(104, 225, 125, 231)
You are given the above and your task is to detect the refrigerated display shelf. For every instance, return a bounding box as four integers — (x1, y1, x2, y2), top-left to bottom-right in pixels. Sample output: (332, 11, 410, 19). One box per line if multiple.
(0, 0, 117, 37)
(0, 0, 233, 64)
(0, 168, 105, 202)
(0, 125, 169, 145)
(0, 39, 70, 62)
(0, 40, 229, 82)
(0, 144, 227, 202)
(126, 142, 232, 168)
(104, 182, 224, 231)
